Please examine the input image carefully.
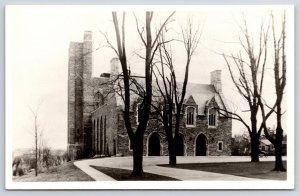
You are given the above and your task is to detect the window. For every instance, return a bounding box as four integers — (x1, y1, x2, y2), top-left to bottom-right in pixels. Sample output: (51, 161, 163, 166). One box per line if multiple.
(165, 103, 176, 113)
(129, 139, 133, 150)
(218, 141, 223, 151)
(186, 107, 195, 126)
(93, 119, 96, 150)
(208, 108, 217, 127)
(94, 92, 104, 108)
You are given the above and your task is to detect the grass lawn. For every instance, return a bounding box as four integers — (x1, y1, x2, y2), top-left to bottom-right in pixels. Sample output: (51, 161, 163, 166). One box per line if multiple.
(91, 165, 179, 181)
(13, 161, 94, 182)
(159, 161, 286, 180)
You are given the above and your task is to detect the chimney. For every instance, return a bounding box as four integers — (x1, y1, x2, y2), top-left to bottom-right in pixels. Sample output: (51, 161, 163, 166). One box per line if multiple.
(84, 31, 92, 41)
(211, 70, 222, 92)
(110, 57, 120, 77)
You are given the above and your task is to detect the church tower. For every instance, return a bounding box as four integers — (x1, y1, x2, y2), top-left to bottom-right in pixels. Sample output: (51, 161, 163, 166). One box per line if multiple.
(67, 31, 93, 160)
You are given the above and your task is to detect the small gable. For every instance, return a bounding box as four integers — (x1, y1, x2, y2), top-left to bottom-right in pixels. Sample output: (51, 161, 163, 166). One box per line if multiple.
(185, 95, 197, 106)
(206, 95, 219, 107)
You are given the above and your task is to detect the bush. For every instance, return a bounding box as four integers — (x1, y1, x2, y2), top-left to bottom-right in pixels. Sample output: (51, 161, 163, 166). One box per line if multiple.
(18, 168, 24, 176)
(13, 169, 17, 176)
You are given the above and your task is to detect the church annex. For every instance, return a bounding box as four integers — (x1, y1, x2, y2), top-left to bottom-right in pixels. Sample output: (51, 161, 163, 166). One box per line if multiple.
(67, 31, 232, 160)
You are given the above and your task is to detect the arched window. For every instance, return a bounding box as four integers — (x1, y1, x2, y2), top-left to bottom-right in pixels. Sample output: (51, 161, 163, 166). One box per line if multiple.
(208, 108, 217, 127)
(186, 107, 195, 126)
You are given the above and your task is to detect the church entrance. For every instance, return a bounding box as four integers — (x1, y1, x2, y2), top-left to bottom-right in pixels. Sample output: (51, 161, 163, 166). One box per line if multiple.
(148, 133, 161, 156)
(175, 134, 184, 156)
(195, 134, 207, 156)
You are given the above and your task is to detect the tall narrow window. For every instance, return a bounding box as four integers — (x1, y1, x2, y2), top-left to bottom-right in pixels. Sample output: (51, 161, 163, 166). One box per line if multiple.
(186, 107, 195, 126)
(218, 141, 223, 151)
(100, 116, 104, 154)
(96, 119, 99, 153)
(208, 108, 217, 127)
(93, 120, 96, 151)
(100, 117, 103, 154)
(104, 116, 106, 155)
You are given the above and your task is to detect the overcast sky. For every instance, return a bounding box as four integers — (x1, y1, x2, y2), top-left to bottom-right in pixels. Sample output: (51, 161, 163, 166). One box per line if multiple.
(6, 5, 292, 150)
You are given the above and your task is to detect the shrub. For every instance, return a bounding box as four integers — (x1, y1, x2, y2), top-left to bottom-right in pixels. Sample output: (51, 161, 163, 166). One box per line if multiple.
(18, 168, 24, 176)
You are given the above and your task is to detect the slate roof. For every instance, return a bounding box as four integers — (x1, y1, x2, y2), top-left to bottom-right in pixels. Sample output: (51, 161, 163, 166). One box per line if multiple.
(184, 83, 226, 115)
(260, 139, 272, 146)
(96, 76, 228, 115)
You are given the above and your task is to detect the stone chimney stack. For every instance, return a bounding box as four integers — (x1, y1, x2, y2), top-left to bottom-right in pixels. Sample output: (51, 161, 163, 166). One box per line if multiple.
(83, 31, 93, 79)
(110, 57, 120, 77)
(211, 70, 222, 92)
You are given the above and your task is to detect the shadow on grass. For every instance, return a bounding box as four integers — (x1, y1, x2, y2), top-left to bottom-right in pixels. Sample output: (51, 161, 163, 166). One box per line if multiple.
(91, 165, 179, 181)
(159, 161, 286, 180)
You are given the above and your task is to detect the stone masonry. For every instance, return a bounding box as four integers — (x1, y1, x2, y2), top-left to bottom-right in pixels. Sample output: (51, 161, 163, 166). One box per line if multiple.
(67, 31, 232, 160)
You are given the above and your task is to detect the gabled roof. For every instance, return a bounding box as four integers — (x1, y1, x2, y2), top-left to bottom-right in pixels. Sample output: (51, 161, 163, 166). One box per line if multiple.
(97, 76, 228, 115)
(260, 139, 272, 146)
(184, 83, 226, 115)
(184, 95, 197, 106)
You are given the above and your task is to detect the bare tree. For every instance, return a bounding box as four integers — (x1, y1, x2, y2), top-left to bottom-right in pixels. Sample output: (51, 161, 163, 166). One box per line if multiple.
(260, 11, 286, 171)
(153, 20, 201, 165)
(219, 16, 271, 162)
(110, 11, 175, 176)
(28, 103, 43, 176)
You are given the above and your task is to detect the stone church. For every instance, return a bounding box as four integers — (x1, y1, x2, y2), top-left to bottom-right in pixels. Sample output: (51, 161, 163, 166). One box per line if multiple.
(67, 31, 232, 160)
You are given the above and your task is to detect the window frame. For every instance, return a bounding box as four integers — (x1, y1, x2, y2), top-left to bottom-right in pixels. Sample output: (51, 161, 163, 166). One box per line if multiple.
(217, 141, 223, 151)
(186, 106, 196, 127)
(208, 107, 217, 128)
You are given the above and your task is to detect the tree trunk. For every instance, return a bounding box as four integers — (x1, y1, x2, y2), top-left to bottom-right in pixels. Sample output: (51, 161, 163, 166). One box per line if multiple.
(131, 136, 144, 177)
(35, 123, 38, 176)
(273, 126, 286, 171)
(274, 141, 285, 171)
(250, 133, 260, 162)
(170, 108, 181, 165)
(168, 138, 176, 165)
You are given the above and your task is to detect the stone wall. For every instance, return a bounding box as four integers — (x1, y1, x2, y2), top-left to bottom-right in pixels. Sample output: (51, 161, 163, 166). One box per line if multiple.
(113, 98, 232, 157)
(67, 31, 94, 160)
(91, 92, 119, 156)
(68, 32, 232, 159)
(82, 31, 94, 158)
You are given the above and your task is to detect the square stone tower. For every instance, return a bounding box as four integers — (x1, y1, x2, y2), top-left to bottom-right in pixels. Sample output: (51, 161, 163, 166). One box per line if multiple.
(67, 31, 93, 160)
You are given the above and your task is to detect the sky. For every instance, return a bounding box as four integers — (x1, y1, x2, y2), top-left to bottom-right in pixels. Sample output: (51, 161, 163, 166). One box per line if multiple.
(6, 5, 292, 151)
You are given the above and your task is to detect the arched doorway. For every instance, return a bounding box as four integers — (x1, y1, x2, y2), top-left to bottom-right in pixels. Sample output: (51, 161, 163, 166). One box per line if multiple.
(195, 134, 207, 156)
(175, 134, 184, 156)
(148, 133, 161, 156)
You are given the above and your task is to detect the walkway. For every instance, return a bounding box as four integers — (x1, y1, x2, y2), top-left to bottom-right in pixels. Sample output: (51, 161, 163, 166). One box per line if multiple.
(74, 156, 286, 181)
